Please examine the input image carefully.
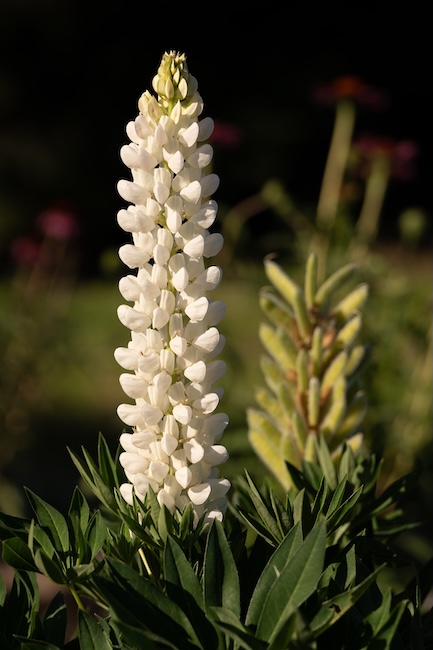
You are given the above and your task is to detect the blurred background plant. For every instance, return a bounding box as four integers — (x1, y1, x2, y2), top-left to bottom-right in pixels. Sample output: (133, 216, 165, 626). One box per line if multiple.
(0, 0, 430, 582)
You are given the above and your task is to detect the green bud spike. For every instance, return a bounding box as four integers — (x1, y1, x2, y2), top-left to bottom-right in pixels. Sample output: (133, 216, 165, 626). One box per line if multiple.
(334, 390, 368, 440)
(296, 349, 309, 392)
(265, 259, 300, 304)
(314, 263, 357, 309)
(311, 326, 323, 376)
(247, 409, 292, 490)
(276, 381, 297, 419)
(307, 376, 321, 428)
(332, 283, 369, 321)
(334, 313, 362, 351)
(304, 432, 317, 462)
(255, 386, 290, 427)
(345, 345, 366, 377)
(260, 355, 285, 393)
(259, 290, 294, 329)
(291, 410, 308, 448)
(320, 396, 346, 437)
(264, 259, 311, 339)
(259, 323, 297, 372)
(332, 376, 347, 403)
(280, 430, 299, 467)
(322, 351, 347, 391)
(305, 252, 318, 310)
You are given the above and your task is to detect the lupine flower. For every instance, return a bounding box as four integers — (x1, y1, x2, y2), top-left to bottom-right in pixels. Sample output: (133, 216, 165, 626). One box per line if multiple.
(115, 51, 230, 525)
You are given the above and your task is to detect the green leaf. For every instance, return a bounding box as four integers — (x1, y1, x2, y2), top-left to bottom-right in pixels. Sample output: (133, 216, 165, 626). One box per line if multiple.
(16, 641, 63, 649)
(68, 487, 90, 534)
(164, 537, 217, 650)
(101, 557, 197, 649)
(293, 489, 314, 538)
(110, 620, 177, 649)
(2, 537, 38, 571)
(0, 574, 7, 606)
(41, 591, 67, 648)
(203, 519, 240, 619)
(326, 485, 363, 534)
(243, 472, 283, 544)
(25, 490, 69, 554)
(310, 564, 384, 636)
(256, 521, 326, 643)
(246, 523, 302, 626)
(212, 607, 268, 650)
(34, 550, 66, 585)
(78, 610, 112, 650)
(86, 510, 107, 558)
(368, 600, 408, 649)
(97, 433, 121, 490)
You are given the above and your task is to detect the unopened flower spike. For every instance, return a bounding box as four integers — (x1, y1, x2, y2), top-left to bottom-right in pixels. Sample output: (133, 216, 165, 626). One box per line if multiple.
(115, 51, 230, 526)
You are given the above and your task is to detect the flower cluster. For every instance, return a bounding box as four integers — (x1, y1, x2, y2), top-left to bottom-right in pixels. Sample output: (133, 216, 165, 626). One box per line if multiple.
(115, 51, 230, 524)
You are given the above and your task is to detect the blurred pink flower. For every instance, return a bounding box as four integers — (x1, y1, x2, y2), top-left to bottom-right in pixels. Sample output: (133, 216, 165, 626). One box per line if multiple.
(210, 120, 243, 149)
(37, 206, 80, 241)
(10, 236, 40, 266)
(353, 134, 418, 181)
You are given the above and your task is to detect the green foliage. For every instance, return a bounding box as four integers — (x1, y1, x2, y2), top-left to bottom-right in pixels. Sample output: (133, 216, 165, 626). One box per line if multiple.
(0, 435, 430, 648)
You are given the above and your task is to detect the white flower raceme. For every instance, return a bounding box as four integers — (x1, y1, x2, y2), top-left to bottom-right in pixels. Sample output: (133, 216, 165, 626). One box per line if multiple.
(115, 51, 230, 525)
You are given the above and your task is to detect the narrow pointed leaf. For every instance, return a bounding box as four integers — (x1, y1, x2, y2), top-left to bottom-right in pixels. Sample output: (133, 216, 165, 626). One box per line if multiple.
(256, 521, 326, 642)
(246, 523, 302, 626)
(203, 519, 240, 619)
(2, 537, 38, 572)
(212, 607, 268, 650)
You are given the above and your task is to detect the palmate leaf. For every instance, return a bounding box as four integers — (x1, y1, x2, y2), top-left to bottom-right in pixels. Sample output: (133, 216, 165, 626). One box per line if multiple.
(203, 519, 240, 620)
(256, 521, 326, 644)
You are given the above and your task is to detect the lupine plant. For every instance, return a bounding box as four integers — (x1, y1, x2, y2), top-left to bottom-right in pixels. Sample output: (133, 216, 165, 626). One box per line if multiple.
(0, 51, 431, 649)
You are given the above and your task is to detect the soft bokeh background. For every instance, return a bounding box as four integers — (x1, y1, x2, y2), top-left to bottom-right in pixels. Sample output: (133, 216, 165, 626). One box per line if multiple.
(0, 2, 431, 565)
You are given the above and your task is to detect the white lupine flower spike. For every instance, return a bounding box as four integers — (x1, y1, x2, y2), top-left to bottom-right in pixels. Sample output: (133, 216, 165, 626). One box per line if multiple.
(115, 51, 230, 526)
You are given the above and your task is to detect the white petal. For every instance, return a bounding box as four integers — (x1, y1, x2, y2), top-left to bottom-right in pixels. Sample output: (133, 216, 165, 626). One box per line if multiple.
(188, 482, 211, 505)
(187, 144, 213, 169)
(157, 490, 175, 511)
(149, 460, 169, 482)
(119, 373, 147, 399)
(119, 244, 149, 268)
(166, 150, 184, 174)
(184, 360, 207, 382)
(131, 431, 158, 449)
(119, 483, 142, 505)
(153, 243, 170, 265)
(180, 180, 201, 204)
(193, 392, 220, 414)
(141, 402, 163, 426)
(205, 301, 226, 325)
(171, 268, 189, 291)
(185, 297, 209, 322)
(198, 117, 214, 141)
(172, 404, 192, 425)
(190, 201, 217, 229)
(119, 452, 149, 474)
(179, 122, 199, 147)
(119, 433, 135, 452)
(183, 234, 204, 258)
(203, 233, 224, 257)
(119, 275, 141, 302)
(193, 327, 220, 353)
(161, 433, 178, 456)
(154, 181, 170, 205)
(175, 466, 193, 489)
(114, 347, 139, 370)
(202, 445, 229, 466)
(117, 305, 151, 332)
(200, 174, 220, 198)
(170, 335, 188, 357)
(208, 478, 231, 499)
(152, 307, 170, 330)
(184, 439, 205, 464)
(117, 403, 145, 428)
(117, 179, 149, 205)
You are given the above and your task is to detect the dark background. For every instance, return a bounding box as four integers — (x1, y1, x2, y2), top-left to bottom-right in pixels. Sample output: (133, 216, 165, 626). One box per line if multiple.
(0, 1, 431, 276)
